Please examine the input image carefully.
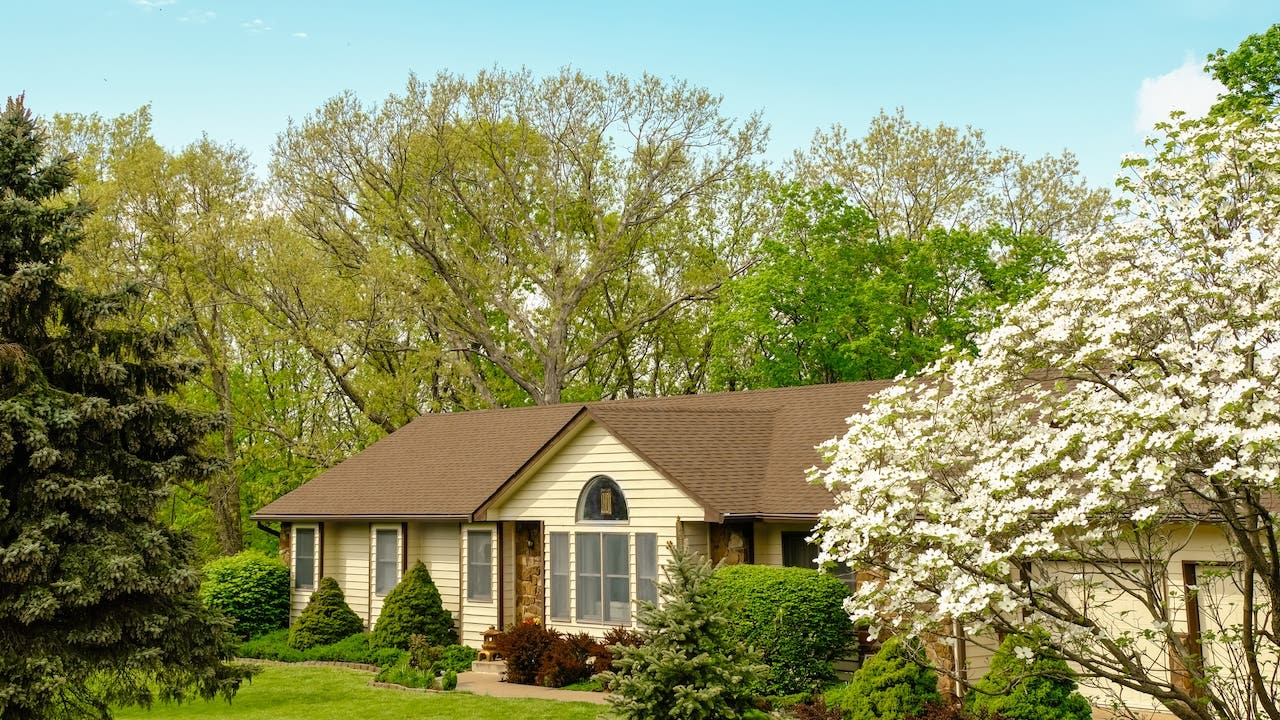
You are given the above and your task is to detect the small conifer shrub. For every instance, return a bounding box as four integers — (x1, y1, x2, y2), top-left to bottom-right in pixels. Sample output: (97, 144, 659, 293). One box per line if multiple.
(606, 543, 766, 720)
(372, 561, 456, 649)
(288, 577, 364, 650)
(965, 630, 1092, 720)
(828, 636, 940, 720)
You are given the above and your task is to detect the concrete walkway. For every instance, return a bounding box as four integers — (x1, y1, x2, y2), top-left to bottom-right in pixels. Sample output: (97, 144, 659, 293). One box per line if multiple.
(456, 672, 609, 705)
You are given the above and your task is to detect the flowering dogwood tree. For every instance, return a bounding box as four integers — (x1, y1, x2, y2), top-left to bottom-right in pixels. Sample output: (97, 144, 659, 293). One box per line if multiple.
(812, 114, 1280, 720)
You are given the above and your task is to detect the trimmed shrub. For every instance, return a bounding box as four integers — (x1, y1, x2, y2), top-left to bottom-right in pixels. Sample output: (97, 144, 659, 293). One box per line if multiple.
(371, 561, 456, 649)
(965, 630, 1092, 720)
(442, 669, 458, 691)
(237, 629, 305, 662)
(606, 544, 766, 720)
(708, 564, 855, 695)
(289, 577, 365, 650)
(238, 628, 406, 666)
(536, 632, 603, 688)
(200, 550, 291, 639)
(494, 619, 560, 685)
(830, 636, 940, 720)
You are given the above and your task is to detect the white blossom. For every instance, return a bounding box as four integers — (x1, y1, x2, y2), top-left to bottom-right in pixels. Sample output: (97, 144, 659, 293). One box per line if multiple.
(812, 115, 1280, 719)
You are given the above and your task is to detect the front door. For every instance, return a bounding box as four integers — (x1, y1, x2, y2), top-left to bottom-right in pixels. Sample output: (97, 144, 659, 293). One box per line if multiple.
(513, 521, 544, 623)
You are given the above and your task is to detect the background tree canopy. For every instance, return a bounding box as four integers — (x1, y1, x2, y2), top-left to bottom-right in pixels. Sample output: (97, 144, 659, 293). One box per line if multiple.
(38, 64, 1110, 556)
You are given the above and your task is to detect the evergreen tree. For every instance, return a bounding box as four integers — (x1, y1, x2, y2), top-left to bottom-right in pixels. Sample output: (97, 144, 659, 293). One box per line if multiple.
(371, 561, 456, 649)
(965, 630, 1092, 720)
(606, 543, 766, 720)
(289, 577, 364, 649)
(0, 96, 246, 719)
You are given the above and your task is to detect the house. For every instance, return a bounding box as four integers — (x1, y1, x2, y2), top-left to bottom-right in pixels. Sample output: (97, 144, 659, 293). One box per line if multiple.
(252, 381, 892, 647)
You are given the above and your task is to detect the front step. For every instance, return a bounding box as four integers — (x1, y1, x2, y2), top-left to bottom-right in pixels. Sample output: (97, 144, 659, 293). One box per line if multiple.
(469, 660, 507, 679)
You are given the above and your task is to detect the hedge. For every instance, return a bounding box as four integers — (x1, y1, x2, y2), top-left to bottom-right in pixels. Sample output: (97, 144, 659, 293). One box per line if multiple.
(707, 563, 854, 695)
(200, 550, 290, 639)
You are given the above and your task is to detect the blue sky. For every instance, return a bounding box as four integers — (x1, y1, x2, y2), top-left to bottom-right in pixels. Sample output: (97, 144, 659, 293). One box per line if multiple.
(6, 1, 1277, 187)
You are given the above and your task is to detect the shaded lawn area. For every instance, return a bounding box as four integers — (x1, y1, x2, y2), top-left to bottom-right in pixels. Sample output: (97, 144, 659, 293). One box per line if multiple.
(115, 664, 605, 720)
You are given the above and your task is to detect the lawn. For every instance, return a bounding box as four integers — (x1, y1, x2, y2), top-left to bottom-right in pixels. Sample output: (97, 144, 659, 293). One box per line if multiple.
(115, 664, 606, 720)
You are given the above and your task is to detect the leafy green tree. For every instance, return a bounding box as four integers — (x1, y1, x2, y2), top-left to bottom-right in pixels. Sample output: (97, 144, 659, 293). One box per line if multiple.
(965, 631, 1092, 720)
(371, 561, 456, 649)
(1207, 23, 1280, 119)
(0, 96, 246, 719)
(828, 637, 940, 720)
(712, 184, 1062, 387)
(606, 544, 766, 720)
(273, 69, 767, 406)
(798, 109, 1108, 243)
(50, 110, 374, 558)
(289, 577, 364, 649)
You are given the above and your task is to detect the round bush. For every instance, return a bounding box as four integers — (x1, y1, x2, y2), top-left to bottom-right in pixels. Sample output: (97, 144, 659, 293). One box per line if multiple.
(289, 576, 365, 650)
(965, 630, 1092, 720)
(831, 636, 940, 720)
(372, 561, 456, 649)
(707, 564, 854, 694)
(200, 550, 290, 639)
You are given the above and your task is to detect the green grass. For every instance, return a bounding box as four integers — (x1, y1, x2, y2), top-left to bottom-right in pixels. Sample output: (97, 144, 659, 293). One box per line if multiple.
(114, 664, 605, 720)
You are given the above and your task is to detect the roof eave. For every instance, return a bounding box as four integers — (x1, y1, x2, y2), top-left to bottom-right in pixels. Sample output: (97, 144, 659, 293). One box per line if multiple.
(720, 512, 822, 523)
(251, 512, 472, 522)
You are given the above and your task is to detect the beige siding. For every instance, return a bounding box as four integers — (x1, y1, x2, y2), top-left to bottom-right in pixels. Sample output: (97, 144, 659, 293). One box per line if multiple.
(681, 521, 710, 558)
(460, 523, 499, 646)
(754, 522, 817, 567)
(368, 523, 403, 628)
(485, 420, 704, 639)
(1039, 527, 1248, 714)
(412, 521, 462, 631)
(325, 522, 372, 626)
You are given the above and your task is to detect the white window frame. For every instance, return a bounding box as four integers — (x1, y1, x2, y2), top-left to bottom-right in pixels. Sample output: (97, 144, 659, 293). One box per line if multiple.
(373, 526, 401, 596)
(575, 532, 630, 624)
(467, 529, 493, 603)
(549, 531, 570, 620)
(294, 525, 318, 590)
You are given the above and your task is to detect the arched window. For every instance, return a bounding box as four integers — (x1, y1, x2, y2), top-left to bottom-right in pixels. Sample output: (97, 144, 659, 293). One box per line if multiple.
(577, 475, 628, 522)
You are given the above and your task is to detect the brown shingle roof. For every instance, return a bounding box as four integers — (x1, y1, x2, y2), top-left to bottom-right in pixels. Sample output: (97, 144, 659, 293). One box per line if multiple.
(252, 381, 893, 522)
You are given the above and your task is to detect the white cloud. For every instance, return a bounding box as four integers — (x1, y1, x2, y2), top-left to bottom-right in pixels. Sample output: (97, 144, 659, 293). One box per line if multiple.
(291, 31, 308, 38)
(242, 18, 272, 33)
(1134, 57, 1226, 131)
(179, 9, 215, 23)
(132, 0, 177, 8)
